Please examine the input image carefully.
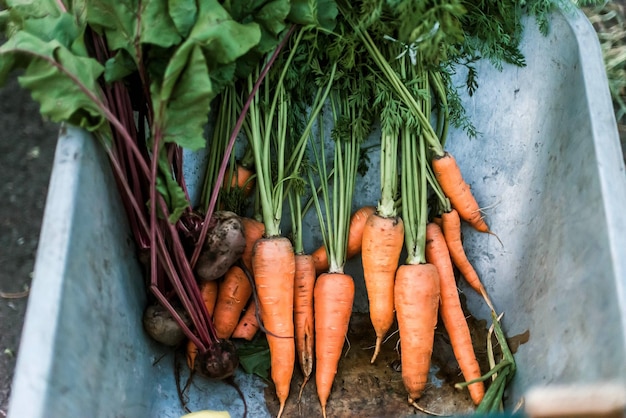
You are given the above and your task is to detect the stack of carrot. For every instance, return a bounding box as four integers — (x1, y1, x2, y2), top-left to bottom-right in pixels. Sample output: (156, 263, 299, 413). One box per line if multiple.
(178, 6, 514, 418)
(185, 152, 498, 415)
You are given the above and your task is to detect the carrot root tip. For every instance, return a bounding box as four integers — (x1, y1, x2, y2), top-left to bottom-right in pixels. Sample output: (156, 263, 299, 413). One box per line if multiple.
(409, 396, 447, 417)
(370, 336, 383, 364)
(276, 401, 286, 418)
(488, 230, 504, 247)
(297, 376, 310, 403)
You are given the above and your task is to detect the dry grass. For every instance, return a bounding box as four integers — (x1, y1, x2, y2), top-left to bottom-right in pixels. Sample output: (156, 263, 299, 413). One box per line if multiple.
(584, 1, 626, 136)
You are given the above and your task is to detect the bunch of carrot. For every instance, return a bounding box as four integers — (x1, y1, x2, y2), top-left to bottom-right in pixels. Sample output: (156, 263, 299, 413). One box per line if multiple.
(180, 6, 517, 417)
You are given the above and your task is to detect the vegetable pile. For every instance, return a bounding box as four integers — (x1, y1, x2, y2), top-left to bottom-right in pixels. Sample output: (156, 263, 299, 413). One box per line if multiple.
(0, 0, 594, 416)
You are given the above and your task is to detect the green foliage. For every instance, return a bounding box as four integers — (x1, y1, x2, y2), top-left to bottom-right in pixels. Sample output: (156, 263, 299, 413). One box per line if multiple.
(288, 0, 339, 31)
(188, 0, 261, 65)
(1, 0, 337, 223)
(103, 49, 135, 82)
(0, 32, 106, 131)
(168, 0, 197, 38)
(151, 43, 212, 151)
(84, 1, 142, 58)
(223, 0, 292, 78)
(236, 336, 271, 381)
(156, 148, 191, 223)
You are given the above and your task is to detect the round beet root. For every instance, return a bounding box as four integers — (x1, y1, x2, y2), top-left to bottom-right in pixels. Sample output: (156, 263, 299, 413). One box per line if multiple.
(195, 211, 246, 282)
(142, 303, 191, 347)
(193, 339, 239, 380)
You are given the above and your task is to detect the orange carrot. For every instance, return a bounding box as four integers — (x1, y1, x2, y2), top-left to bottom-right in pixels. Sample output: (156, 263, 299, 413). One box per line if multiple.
(294, 254, 316, 398)
(394, 263, 440, 403)
(231, 299, 259, 340)
(311, 245, 328, 277)
(200, 280, 218, 317)
(186, 339, 198, 370)
(223, 162, 255, 197)
(252, 237, 295, 418)
(361, 212, 404, 363)
(441, 209, 495, 310)
(314, 272, 355, 418)
(186, 281, 218, 371)
(312, 205, 376, 275)
(432, 152, 489, 233)
(425, 222, 485, 405)
(212, 265, 253, 339)
(241, 217, 265, 274)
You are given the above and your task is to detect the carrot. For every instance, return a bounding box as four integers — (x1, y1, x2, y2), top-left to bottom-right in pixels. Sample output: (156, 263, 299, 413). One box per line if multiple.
(310, 245, 328, 276)
(312, 205, 376, 275)
(241, 217, 265, 274)
(394, 62, 442, 406)
(242, 29, 326, 416)
(223, 162, 255, 197)
(231, 298, 259, 340)
(294, 253, 316, 399)
(425, 222, 485, 405)
(358, 46, 403, 364)
(441, 209, 495, 310)
(394, 263, 440, 403)
(306, 71, 362, 415)
(432, 152, 489, 233)
(200, 280, 218, 317)
(252, 237, 296, 418)
(361, 212, 404, 363)
(314, 272, 355, 418)
(186, 339, 199, 370)
(186, 281, 218, 370)
(212, 265, 253, 339)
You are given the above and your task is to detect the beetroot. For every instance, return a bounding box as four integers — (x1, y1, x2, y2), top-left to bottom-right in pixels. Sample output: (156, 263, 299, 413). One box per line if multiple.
(195, 211, 246, 283)
(193, 339, 239, 380)
(143, 303, 191, 347)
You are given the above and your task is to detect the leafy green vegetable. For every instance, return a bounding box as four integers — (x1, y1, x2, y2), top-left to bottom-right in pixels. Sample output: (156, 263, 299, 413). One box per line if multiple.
(156, 149, 191, 223)
(236, 336, 271, 381)
(288, 0, 338, 31)
(151, 43, 212, 150)
(0, 32, 106, 131)
(3, 0, 60, 24)
(168, 0, 197, 38)
(223, 0, 291, 78)
(189, 0, 262, 65)
(141, 0, 182, 48)
(103, 49, 135, 82)
(84, 0, 140, 58)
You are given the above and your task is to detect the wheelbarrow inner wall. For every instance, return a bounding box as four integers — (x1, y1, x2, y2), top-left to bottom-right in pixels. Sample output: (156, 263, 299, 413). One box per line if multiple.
(8, 8, 626, 418)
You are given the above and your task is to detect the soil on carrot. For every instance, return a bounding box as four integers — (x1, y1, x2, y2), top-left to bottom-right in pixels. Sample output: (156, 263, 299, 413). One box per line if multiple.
(263, 295, 493, 417)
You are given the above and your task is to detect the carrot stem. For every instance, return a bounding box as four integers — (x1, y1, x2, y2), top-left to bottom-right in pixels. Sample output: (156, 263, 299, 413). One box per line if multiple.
(287, 61, 338, 255)
(400, 53, 429, 265)
(190, 25, 296, 267)
(378, 122, 399, 218)
(455, 359, 512, 387)
(337, 2, 444, 156)
(476, 367, 511, 413)
(307, 44, 364, 411)
(429, 71, 450, 147)
(288, 190, 305, 255)
(312, 88, 361, 273)
(200, 84, 237, 211)
(492, 311, 516, 365)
